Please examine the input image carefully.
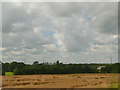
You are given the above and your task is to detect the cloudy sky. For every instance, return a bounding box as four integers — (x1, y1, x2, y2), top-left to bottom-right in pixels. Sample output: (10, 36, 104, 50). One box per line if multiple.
(1, 2, 118, 64)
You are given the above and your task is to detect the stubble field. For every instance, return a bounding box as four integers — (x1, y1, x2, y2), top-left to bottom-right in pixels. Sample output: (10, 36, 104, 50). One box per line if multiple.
(2, 74, 119, 88)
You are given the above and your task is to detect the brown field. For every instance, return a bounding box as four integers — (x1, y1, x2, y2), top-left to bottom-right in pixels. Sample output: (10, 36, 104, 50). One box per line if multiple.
(2, 74, 119, 88)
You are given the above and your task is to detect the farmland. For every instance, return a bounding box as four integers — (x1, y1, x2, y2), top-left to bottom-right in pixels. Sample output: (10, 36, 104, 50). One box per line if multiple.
(2, 74, 119, 88)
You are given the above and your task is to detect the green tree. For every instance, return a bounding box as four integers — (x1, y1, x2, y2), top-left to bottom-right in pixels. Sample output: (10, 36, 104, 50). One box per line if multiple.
(33, 61, 39, 65)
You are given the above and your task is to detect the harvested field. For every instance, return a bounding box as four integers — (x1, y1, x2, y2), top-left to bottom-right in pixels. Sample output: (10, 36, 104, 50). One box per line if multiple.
(2, 74, 119, 88)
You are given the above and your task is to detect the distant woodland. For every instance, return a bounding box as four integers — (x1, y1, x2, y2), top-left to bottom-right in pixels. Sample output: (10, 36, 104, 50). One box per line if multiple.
(1, 61, 120, 75)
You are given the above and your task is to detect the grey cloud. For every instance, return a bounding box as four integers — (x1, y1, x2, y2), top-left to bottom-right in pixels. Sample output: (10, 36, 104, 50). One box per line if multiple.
(2, 2, 118, 63)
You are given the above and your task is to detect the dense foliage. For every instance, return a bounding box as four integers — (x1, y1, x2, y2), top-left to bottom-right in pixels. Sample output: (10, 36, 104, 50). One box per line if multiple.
(1, 61, 120, 75)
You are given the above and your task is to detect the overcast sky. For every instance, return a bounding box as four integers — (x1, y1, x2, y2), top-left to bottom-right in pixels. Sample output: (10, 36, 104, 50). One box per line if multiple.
(1, 2, 118, 64)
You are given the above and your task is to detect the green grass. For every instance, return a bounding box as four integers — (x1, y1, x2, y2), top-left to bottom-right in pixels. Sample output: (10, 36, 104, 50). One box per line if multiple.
(109, 83, 120, 88)
(5, 72, 14, 76)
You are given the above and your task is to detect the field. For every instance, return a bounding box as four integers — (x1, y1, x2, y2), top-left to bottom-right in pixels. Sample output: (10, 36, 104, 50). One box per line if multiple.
(5, 72, 14, 76)
(2, 74, 119, 88)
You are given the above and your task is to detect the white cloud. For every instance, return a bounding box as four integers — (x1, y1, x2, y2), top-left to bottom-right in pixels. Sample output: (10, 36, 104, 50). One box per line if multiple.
(0, 48, 6, 51)
(42, 44, 58, 52)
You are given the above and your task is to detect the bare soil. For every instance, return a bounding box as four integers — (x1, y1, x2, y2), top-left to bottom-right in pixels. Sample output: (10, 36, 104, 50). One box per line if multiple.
(2, 74, 119, 88)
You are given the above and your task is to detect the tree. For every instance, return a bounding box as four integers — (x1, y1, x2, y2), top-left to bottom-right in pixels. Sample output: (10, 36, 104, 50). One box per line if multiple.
(2, 69, 5, 75)
(101, 66, 112, 73)
(2, 63, 10, 72)
(56, 61, 59, 64)
(33, 61, 39, 65)
(9, 62, 18, 72)
(14, 68, 25, 75)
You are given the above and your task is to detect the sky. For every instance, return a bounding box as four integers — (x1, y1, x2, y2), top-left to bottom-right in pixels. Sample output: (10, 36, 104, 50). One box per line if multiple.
(1, 2, 118, 64)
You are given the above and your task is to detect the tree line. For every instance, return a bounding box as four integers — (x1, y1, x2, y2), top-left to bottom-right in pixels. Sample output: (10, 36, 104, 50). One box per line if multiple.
(1, 61, 120, 75)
